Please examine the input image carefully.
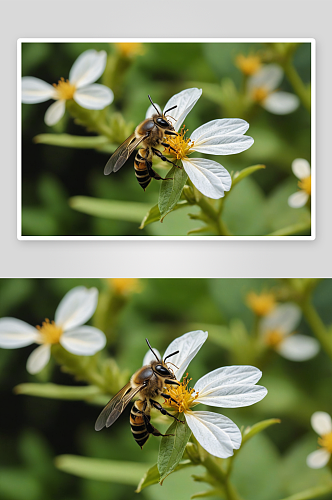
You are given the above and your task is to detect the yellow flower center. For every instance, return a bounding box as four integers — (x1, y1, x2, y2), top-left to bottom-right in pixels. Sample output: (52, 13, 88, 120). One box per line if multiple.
(236, 54, 262, 76)
(107, 278, 140, 295)
(163, 125, 194, 161)
(298, 175, 311, 195)
(53, 77, 76, 101)
(115, 42, 144, 57)
(251, 86, 269, 103)
(36, 319, 63, 345)
(264, 329, 284, 348)
(318, 432, 332, 454)
(163, 375, 199, 413)
(246, 291, 276, 316)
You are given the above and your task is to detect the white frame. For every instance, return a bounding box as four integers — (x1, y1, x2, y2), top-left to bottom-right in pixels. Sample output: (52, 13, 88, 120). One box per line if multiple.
(17, 38, 316, 241)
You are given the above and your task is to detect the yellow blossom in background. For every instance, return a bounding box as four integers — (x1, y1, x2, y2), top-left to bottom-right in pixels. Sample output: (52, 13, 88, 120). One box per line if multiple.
(107, 278, 140, 295)
(235, 54, 262, 76)
(246, 291, 276, 316)
(115, 43, 145, 58)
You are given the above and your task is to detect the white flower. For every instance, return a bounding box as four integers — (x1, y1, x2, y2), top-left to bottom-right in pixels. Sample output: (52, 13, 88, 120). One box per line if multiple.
(144, 330, 267, 459)
(288, 159, 311, 208)
(259, 303, 319, 361)
(247, 64, 299, 115)
(307, 412, 332, 469)
(22, 50, 114, 126)
(146, 88, 254, 199)
(0, 287, 106, 374)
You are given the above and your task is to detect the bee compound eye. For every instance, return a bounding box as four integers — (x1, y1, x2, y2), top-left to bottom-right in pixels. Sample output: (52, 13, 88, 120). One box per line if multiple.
(155, 364, 170, 376)
(156, 117, 169, 128)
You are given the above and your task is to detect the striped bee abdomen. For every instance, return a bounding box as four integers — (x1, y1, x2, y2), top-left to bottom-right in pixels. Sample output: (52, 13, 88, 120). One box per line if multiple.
(134, 150, 152, 191)
(130, 403, 150, 448)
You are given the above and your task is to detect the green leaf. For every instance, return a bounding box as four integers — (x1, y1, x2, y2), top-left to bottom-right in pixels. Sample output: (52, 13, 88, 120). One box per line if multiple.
(242, 418, 281, 446)
(267, 221, 311, 237)
(157, 413, 192, 484)
(69, 196, 151, 222)
(55, 455, 149, 485)
(34, 133, 112, 149)
(158, 166, 188, 220)
(231, 164, 266, 188)
(14, 383, 101, 400)
(277, 484, 332, 500)
(191, 489, 222, 499)
(139, 201, 189, 228)
(136, 460, 193, 492)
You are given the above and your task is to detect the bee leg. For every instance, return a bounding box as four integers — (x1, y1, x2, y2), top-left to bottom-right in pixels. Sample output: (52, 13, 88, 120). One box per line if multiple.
(164, 130, 178, 137)
(160, 142, 177, 153)
(164, 379, 181, 386)
(151, 147, 183, 169)
(146, 161, 172, 182)
(141, 411, 174, 438)
(150, 399, 184, 423)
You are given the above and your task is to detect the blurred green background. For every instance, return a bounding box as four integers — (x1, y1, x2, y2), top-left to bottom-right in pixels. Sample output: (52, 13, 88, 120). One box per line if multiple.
(0, 278, 331, 500)
(21, 42, 311, 236)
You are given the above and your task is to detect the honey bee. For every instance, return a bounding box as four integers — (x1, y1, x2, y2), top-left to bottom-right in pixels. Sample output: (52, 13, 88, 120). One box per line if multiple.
(95, 338, 183, 448)
(104, 95, 180, 190)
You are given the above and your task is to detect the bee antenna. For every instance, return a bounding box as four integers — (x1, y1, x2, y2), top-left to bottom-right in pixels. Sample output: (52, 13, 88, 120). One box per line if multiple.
(148, 95, 161, 116)
(145, 338, 160, 361)
(164, 105, 177, 115)
(164, 350, 179, 363)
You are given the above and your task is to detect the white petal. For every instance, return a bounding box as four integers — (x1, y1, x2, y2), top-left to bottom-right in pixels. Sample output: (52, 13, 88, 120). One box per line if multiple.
(260, 303, 301, 336)
(22, 77, 56, 103)
(142, 348, 161, 367)
(306, 449, 331, 469)
(248, 64, 283, 93)
(311, 412, 332, 435)
(60, 326, 106, 355)
(288, 191, 309, 208)
(163, 330, 208, 381)
(195, 366, 263, 394)
(145, 102, 161, 119)
(292, 158, 311, 179)
(74, 84, 114, 110)
(44, 100, 66, 126)
(55, 286, 98, 331)
(185, 411, 241, 458)
(163, 88, 202, 132)
(191, 133, 254, 156)
(262, 92, 300, 115)
(195, 383, 267, 408)
(191, 119, 250, 141)
(69, 50, 107, 88)
(0, 318, 39, 348)
(276, 334, 319, 361)
(26, 344, 51, 374)
(182, 158, 231, 199)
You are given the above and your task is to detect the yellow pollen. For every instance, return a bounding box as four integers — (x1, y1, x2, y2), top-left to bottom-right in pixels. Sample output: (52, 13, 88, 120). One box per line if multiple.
(52, 77, 76, 101)
(163, 125, 194, 160)
(246, 291, 276, 316)
(265, 329, 284, 348)
(251, 86, 269, 103)
(36, 318, 63, 345)
(236, 54, 262, 76)
(163, 375, 199, 413)
(298, 175, 311, 195)
(318, 432, 332, 454)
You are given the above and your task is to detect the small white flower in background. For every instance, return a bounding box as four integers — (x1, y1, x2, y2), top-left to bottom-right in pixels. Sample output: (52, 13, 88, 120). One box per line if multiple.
(144, 330, 267, 459)
(146, 88, 254, 199)
(22, 50, 114, 126)
(307, 412, 332, 469)
(259, 303, 319, 361)
(0, 287, 106, 374)
(248, 64, 299, 115)
(288, 159, 311, 208)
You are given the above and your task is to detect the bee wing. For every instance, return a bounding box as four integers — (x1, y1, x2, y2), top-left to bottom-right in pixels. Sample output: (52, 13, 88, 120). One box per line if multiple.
(104, 134, 147, 175)
(95, 382, 144, 431)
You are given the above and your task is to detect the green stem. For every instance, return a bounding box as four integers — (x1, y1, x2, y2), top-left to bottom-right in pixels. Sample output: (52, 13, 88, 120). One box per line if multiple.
(203, 456, 243, 500)
(301, 298, 332, 361)
(197, 197, 232, 236)
(66, 101, 113, 140)
(282, 60, 311, 112)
